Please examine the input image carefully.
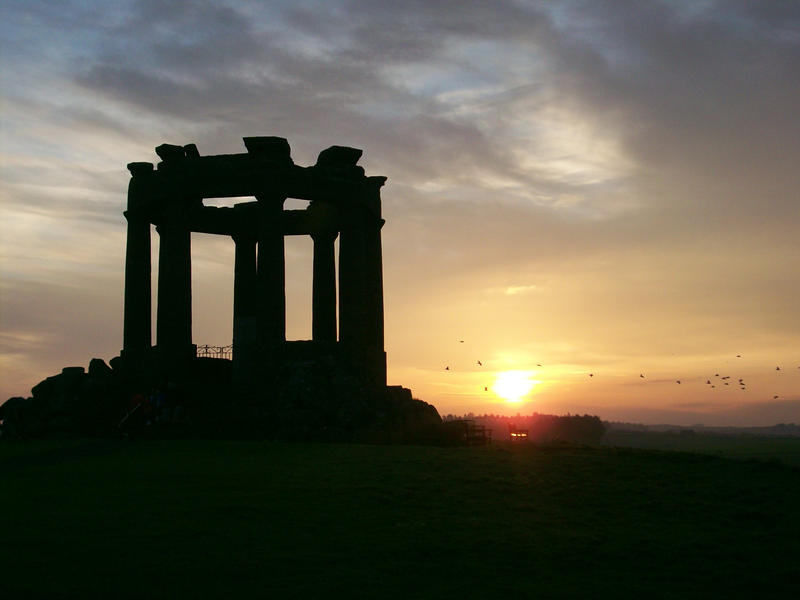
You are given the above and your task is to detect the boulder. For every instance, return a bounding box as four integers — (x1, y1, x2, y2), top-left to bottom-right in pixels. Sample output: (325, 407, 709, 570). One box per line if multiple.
(88, 358, 113, 379)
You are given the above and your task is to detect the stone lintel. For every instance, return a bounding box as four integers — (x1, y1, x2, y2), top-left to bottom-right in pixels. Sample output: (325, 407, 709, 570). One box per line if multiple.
(137, 152, 375, 203)
(166, 204, 327, 239)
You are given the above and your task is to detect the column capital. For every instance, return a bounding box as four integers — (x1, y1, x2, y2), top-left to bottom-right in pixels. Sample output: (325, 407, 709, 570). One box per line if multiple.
(231, 229, 257, 246)
(123, 208, 151, 223)
(155, 204, 191, 233)
(310, 229, 339, 244)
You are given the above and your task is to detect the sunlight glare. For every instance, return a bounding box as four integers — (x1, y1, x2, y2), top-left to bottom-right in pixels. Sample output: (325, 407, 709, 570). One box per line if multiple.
(492, 370, 538, 403)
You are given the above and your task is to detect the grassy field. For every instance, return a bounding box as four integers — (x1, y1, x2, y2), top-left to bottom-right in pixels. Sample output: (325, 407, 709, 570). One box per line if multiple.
(2, 439, 799, 598)
(603, 430, 800, 466)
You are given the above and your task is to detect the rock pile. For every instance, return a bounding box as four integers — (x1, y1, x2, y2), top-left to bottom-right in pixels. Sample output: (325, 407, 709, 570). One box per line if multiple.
(0, 359, 126, 438)
(1, 356, 442, 443)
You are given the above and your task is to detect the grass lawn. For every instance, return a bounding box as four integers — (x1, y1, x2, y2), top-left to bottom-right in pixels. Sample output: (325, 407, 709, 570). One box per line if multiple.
(2, 439, 799, 598)
(603, 430, 800, 467)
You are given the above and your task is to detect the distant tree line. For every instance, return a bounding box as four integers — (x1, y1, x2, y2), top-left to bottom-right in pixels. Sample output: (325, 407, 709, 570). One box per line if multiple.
(443, 412, 606, 445)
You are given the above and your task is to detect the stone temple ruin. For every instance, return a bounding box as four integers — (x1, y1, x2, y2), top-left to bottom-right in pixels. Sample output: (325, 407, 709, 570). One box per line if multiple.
(122, 137, 388, 390)
(1, 136, 441, 441)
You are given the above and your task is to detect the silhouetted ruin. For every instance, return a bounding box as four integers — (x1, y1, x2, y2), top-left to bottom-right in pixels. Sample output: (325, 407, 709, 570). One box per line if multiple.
(2, 137, 441, 441)
(122, 137, 388, 391)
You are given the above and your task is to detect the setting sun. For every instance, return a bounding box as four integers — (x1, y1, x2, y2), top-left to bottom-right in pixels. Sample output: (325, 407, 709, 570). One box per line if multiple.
(492, 370, 538, 403)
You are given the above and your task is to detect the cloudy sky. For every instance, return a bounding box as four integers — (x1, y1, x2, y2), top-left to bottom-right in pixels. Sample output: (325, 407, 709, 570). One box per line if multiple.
(1, 0, 798, 425)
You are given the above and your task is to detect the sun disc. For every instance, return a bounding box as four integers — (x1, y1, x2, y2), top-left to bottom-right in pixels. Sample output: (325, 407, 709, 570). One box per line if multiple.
(492, 370, 536, 402)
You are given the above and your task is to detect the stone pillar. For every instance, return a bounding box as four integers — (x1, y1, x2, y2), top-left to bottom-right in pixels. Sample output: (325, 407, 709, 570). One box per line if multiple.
(338, 205, 367, 352)
(362, 177, 387, 386)
(312, 230, 338, 342)
(363, 217, 387, 386)
(338, 178, 387, 387)
(339, 203, 387, 386)
(232, 231, 257, 387)
(156, 202, 193, 359)
(256, 195, 286, 356)
(122, 163, 153, 358)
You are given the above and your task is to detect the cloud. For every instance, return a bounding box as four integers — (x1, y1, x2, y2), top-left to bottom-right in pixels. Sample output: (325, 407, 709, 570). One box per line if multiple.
(1, 1, 799, 422)
(600, 398, 800, 428)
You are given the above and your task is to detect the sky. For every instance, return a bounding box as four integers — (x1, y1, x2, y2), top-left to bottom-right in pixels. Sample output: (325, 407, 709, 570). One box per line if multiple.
(1, 0, 799, 426)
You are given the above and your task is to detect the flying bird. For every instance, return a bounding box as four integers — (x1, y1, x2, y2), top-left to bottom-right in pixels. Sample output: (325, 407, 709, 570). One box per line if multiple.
(774, 395, 779, 399)
(484, 387, 488, 392)
(676, 380, 681, 384)
(640, 374, 645, 378)
(445, 366, 450, 371)
(589, 373, 594, 377)
(459, 340, 464, 343)
(477, 360, 482, 366)
(706, 380, 711, 384)
(776, 366, 781, 371)
(736, 355, 741, 358)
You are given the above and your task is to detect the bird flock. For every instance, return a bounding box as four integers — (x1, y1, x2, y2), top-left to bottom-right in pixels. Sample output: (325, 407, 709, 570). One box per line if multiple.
(443, 345, 797, 401)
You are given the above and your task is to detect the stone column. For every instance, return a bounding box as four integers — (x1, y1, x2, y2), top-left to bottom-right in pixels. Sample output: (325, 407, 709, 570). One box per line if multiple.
(312, 230, 338, 342)
(256, 195, 286, 355)
(156, 202, 193, 359)
(362, 217, 387, 386)
(338, 178, 387, 387)
(122, 163, 153, 357)
(232, 231, 257, 387)
(338, 205, 367, 352)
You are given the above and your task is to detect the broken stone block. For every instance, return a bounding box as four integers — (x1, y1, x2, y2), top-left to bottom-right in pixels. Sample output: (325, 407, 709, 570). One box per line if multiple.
(315, 145, 362, 168)
(242, 136, 291, 161)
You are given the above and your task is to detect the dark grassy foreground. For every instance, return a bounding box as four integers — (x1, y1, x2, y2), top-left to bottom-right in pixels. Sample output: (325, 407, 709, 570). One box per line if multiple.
(2, 440, 799, 598)
(603, 429, 800, 466)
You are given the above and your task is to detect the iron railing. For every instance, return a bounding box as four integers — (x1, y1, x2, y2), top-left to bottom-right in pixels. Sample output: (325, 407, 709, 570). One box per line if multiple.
(196, 344, 233, 359)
